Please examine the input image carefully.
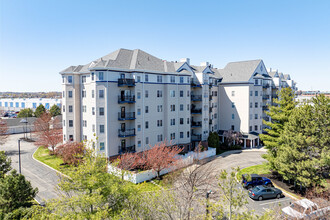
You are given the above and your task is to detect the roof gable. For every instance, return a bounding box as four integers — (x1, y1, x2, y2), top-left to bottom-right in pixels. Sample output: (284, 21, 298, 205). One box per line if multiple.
(176, 62, 195, 73)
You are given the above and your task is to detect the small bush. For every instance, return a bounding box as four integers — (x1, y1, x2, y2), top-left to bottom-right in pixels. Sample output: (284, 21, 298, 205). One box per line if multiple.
(55, 142, 85, 166)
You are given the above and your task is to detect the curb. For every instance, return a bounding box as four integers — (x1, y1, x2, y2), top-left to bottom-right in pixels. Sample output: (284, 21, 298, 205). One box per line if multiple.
(272, 182, 300, 201)
(32, 147, 71, 179)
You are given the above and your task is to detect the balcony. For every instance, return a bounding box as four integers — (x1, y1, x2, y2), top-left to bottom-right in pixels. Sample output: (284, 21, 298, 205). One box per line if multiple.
(118, 145, 136, 154)
(118, 112, 135, 121)
(191, 108, 202, 114)
(263, 84, 270, 89)
(191, 134, 202, 142)
(191, 95, 202, 101)
(262, 95, 270, 100)
(118, 95, 136, 104)
(191, 121, 202, 128)
(209, 119, 212, 125)
(118, 128, 136, 137)
(191, 80, 202, 88)
(118, 78, 135, 87)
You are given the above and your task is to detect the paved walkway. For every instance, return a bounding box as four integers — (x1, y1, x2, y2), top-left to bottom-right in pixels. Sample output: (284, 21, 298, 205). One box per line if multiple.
(0, 134, 61, 203)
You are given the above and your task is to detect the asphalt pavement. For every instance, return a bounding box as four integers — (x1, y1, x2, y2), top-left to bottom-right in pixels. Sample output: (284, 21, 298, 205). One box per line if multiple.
(0, 133, 61, 203)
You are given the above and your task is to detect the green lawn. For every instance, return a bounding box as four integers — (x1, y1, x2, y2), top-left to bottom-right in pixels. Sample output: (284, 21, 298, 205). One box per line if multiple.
(237, 163, 271, 180)
(33, 146, 69, 173)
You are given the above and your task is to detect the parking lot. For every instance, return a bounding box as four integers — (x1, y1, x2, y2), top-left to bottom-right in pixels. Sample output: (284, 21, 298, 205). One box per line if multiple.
(237, 183, 294, 215)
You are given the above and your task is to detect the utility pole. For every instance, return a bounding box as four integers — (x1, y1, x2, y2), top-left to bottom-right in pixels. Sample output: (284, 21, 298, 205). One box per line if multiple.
(18, 139, 21, 174)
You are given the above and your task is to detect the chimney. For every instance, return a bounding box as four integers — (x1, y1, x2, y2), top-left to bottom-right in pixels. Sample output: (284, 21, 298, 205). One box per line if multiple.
(200, 62, 209, 66)
(180, 58, 190, 65)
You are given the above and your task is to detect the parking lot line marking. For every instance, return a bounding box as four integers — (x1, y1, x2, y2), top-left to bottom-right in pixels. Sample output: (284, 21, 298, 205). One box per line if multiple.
(259, 198, 291, 206)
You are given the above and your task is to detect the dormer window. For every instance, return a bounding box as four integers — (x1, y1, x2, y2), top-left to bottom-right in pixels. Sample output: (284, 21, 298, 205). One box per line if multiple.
(255, 79, 258, 85)
(99, 72, 104, 81)
(68, 76, 73, 83)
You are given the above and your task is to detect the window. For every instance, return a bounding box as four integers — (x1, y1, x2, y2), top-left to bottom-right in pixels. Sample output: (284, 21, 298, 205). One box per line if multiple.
(232, 102, 235, 108)
(83, 120, 87, 127)
(146, 137, 149, 144)
(214, 113, 217, 119)
(92, 90, 95, 98)
(157, 105, 163, 112)
(232, 114, 235, 119)
(100, 142, 105, 151)
(21, 102, 25, 108)
(69, 120, 73, 127)
(100, 125, 104, 133)
(255, 79, 258, 85)
(63, 105, 65, 112)
(187, 104, 190, 111)
(170, 90, 175, 97)
(62, 76, 65, 83)
(82, 76, 87, 83)
(62, 91, 65, 98)
(99, 107, 104, 116)
(250, 102, 252, 108)
(170, 76, 175, 83)
(137, 92, 141, 99)
(214, 91, 218, 96)
(180, 104, 184, 111)
(82, 90, 86, 98)
(145, 106, 149, 113)
(255, 91, 258, 96)
(157, 75, 162, 83)
(170, 105, 175, 112)
(99, 72, 104, 81)
(69, 105, 73, 113)
(157, 90, 162, 97)
(145, 74, 149, 82)
(180, 77, 184, 83)
(69, 135, 73, 141)
(91, 72, 94, 81)
(180, 118, 184, 125)
(138, 141, 141, 147)
(99, 90, 104, 98)
(255, 125, 258, 131)
(137, 76, 141, 82)
(187, 91, 190, 97)
(92, 124, 95, 132)
(250, 114, 252, 120)
(157, 120, 163, 127)
(180, 132, 184, 138)
(68, 76, 73, 83)
(255, 102, 258, 108)
(63, 135, 66, 141)
(250, 91, 253, 96)
(68, 91, 73, 98)
(145, 90, 148, 98)
(249, 126, 252, 132)
(187, 131, 190, 138)
(83, 135, 87, 141)
(137, 108, 141, 115)
(170, 133, 175, 140)
(170, 119, 175, 126)
(232, 91, 235, 96)
(82, 105, 86, 113)
(92, 107, 95, 115)
(138, 124, 141, 131)
(255, 114, 258, 119)
(187, 118, 190, 124)
(231, 125, 235, 130)
(260, 125, 262, 130)
(145, 121, 149, 129)
(157, 135, 163, 142)
(180, 90, 183, 97)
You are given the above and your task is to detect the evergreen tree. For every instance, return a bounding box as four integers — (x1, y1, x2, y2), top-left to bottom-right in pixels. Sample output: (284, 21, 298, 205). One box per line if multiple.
(0, 170, 38, 213)
(276, 95, 330, 188)
(259, 87, 296, 170)
(49, 104, 61, 117)
(34, 104, 46, 118)
(17, 108, 33, 118)
(0, 151, 11, 178)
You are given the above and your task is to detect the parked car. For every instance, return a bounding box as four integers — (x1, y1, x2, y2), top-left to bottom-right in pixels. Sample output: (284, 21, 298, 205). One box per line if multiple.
(248, 185, 282, 201)
(242, 174, 273, 189)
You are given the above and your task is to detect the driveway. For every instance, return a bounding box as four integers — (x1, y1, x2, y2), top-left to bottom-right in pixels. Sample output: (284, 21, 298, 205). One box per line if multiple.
(0, 134, 61, 203)
(203, 149, 293, 215)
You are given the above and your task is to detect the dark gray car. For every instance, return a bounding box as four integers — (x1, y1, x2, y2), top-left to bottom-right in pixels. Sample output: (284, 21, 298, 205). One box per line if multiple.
(248, 185, 283, 201)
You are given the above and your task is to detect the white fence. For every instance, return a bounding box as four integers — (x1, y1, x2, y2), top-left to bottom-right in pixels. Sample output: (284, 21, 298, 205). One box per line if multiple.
(108, 147, 216, 184)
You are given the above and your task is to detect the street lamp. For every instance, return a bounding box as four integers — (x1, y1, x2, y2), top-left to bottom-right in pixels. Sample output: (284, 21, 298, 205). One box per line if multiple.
(18, 139, 21, 174)
(206, 190, 213, 217)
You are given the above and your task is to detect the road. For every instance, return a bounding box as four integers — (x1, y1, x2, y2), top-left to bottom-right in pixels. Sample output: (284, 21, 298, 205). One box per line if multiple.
(0, 134, 61, 203)
(204, 148, 293, 215)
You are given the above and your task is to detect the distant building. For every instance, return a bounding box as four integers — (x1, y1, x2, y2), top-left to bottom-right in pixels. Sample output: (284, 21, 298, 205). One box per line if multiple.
(0, 98, 61, 111)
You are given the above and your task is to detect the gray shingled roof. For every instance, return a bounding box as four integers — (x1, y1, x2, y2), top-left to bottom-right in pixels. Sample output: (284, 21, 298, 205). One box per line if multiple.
(268, 71, 278, 78)
(219, 59, 262, 83)
(283, 74, 291, 80)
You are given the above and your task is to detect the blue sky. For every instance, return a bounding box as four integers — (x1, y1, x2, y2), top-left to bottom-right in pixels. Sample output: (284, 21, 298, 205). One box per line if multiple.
(0, 0, 329, 92)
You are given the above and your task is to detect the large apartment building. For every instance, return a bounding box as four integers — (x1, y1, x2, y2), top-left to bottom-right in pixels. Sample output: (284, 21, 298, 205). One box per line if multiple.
(60, 48, 297, 156)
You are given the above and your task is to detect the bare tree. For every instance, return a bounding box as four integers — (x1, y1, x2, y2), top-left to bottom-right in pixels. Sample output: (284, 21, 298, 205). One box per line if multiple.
(223, 130, 243, 147)
(0, 118, 8, 145)
(34, 112, 62, 154)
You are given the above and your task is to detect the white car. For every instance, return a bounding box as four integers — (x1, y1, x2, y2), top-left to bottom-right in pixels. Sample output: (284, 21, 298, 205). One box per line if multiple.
(282, 199, 330, 219)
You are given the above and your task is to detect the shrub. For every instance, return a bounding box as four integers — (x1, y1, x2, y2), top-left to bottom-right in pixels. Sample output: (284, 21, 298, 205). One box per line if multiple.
(55, 142, 85, 165)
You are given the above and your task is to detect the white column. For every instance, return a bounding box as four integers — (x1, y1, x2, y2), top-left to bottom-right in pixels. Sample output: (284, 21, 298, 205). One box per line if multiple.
(250, 139, 253, 149)
(257, 138, 260, 146)
(244, 139, 246, 148)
